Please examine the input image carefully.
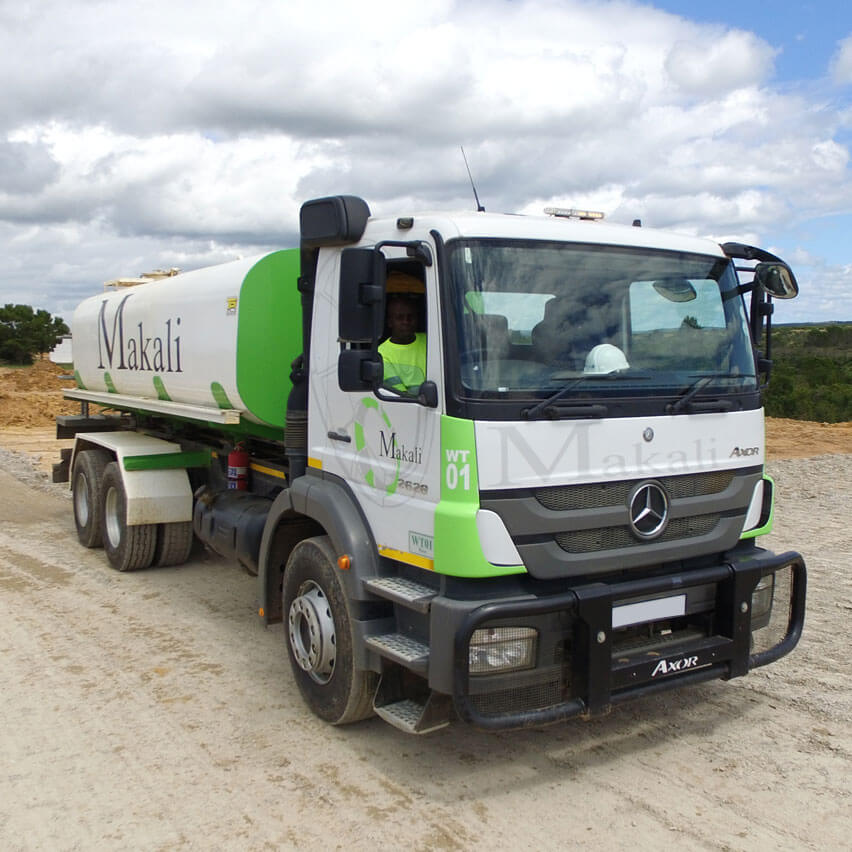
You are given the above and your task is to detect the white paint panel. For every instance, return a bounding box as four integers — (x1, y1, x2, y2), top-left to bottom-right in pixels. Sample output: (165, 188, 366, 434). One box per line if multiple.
(474, 409, 764, 490)
(66, 389, 240, 424)
(742, 479, 765, 532)
(124, 470, 193, 525)
(613, 594, 686, 629)
(72, 254, 267, 414)
(476, 509, 522, 566)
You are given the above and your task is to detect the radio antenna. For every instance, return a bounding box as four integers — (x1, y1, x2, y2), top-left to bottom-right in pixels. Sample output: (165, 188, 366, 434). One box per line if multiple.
(460, 146, 485, 212)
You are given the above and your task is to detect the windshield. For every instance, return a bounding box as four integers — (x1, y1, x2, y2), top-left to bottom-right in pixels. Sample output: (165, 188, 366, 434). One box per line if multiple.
(445, 239, 757, 416)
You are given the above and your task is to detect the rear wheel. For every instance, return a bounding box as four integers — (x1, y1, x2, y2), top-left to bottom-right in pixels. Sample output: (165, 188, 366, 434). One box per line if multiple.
(101, 462, 156, 572)
(283, 536, 377, 724)
(154, 522, 194, 567)
(72, 449, 111, 548)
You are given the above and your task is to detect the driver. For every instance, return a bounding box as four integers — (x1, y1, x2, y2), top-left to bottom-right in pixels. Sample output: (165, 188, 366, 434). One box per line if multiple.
(379, 273, 426, 393)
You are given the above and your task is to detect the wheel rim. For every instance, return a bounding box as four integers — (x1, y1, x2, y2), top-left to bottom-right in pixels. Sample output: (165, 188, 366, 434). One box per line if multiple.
(288, 580, 336, 684)
(104, 485, 122, 549)
(74, 472, 90, 526)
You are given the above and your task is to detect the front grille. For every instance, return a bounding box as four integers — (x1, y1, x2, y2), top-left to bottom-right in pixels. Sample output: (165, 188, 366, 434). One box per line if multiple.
(481, 466, 760, 579)
(555, 513, 720, 553)
(468, 668, 564, 717)
(536, 470, 734, 511)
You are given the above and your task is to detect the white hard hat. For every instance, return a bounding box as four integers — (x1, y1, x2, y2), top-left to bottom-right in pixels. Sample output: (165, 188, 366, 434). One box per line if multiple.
(584, 344, 629, 374)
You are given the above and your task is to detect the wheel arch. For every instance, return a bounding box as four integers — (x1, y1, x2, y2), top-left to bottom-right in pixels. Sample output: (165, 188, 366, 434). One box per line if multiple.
(70, 431, 192, 525)
(257, 472, 382, 625)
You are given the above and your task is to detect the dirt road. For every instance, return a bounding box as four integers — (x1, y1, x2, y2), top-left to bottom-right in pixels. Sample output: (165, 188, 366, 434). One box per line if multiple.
(0, 438, 850, 851)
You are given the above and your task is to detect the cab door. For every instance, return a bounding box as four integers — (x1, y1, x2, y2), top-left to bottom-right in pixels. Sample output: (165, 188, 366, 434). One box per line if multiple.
(308, 241, 444, 572)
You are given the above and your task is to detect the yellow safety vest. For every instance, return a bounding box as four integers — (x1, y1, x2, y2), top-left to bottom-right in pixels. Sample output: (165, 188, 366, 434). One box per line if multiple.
(379, 333, 427, 392)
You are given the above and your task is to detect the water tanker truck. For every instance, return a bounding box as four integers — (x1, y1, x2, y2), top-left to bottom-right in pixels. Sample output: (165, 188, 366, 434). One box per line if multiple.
(55, 195, 806, 733)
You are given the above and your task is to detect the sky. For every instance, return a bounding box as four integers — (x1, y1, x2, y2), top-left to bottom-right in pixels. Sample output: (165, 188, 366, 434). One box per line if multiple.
(1, 0, 851, 325)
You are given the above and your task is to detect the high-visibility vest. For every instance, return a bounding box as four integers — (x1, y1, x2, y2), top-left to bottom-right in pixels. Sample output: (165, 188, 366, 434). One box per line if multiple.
(378, 333, 426, 392)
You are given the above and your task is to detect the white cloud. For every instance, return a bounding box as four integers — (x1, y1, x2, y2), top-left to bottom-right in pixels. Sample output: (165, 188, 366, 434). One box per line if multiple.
(665, 29, 776, 96)
(790, 260, 852, 323)
(831, 33, 852, 84)
(0, 0, 849, 324)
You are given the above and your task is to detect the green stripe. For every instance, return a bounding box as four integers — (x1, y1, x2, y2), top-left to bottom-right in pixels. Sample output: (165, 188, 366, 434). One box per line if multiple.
(153, 376, 171, 401)
(211, 381, 235, 409)
(123, 451, 212, 471)
(433, 415, 524, 578)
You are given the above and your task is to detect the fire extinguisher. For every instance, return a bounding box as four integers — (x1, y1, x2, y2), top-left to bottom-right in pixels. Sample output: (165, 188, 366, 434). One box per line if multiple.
(227, 443, 249, 490)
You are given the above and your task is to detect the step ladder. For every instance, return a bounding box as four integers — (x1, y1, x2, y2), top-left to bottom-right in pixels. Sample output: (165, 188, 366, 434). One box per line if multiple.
(363, 575, 453, 734)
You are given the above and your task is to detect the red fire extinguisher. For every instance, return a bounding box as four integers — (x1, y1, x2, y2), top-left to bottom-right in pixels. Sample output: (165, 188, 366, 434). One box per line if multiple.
(227, 443, 249, 490)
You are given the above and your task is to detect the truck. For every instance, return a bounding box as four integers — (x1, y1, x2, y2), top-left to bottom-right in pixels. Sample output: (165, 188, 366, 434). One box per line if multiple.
(54, 195, 806, 733)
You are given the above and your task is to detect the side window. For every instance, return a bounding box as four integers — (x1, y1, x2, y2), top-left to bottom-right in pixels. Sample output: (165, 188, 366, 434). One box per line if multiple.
(379, 265, 427, 395)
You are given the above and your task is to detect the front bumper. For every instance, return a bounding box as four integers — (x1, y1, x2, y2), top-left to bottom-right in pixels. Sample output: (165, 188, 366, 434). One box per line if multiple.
(436, 547, 805, 730)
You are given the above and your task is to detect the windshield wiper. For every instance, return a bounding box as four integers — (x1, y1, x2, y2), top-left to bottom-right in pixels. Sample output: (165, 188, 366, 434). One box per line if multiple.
(668, 374, 739, 414)
(522, 377, 586, 419)
(522, 374, 629, 420)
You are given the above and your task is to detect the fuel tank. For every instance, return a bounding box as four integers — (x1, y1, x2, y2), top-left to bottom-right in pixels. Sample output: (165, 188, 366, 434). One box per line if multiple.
(71, 250, 301, 428)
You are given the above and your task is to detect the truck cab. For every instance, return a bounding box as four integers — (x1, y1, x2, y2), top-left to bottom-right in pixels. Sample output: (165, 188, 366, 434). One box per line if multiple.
(261, 196, 805, 731)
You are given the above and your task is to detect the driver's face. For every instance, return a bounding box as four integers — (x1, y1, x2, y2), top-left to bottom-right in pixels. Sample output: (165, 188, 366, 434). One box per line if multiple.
(387, 300, 418, 343)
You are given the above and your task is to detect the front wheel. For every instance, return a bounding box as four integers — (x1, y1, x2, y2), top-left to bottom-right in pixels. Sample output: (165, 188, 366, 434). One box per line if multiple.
(282, 536, 377, 724)
(100, 462, 157, 572)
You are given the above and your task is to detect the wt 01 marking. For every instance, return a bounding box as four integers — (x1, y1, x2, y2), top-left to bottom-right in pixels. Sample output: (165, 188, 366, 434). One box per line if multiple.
(445, 449, 471, 491)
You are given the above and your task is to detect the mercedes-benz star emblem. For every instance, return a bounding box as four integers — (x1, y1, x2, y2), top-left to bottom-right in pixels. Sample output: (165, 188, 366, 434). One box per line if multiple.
(629, 481, 669, 539)
(643, 427, 654, 442)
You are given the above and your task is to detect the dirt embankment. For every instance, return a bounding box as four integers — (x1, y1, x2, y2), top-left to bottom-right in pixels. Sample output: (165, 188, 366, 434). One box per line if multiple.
(0, 360, 79, 426)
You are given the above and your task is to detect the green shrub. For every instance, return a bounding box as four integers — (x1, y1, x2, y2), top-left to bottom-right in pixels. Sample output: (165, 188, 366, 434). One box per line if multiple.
(0, 304, 69, 365)
(764, 324, 852, 422)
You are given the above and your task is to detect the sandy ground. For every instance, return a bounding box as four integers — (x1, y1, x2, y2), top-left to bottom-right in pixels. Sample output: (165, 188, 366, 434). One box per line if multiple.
(1, 364, 851, 850)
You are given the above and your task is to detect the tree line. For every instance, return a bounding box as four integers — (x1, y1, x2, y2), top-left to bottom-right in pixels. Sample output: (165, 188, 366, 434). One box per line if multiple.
(0, 304, 69, 365)
(763, 324, 852, 423)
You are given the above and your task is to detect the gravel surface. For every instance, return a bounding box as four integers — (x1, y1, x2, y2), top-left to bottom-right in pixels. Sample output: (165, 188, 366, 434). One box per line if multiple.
(0, 444, 850, 851)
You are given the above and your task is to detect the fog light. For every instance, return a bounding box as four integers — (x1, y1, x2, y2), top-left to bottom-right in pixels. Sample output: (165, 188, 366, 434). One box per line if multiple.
(469, 626, 537, 675)
(751, 574, 775, 623)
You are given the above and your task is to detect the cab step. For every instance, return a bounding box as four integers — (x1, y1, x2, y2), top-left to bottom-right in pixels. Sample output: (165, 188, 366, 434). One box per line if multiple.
(365, 633, 429, 674)
(363, 576, 437, 614)
(373, 694, 453, 735)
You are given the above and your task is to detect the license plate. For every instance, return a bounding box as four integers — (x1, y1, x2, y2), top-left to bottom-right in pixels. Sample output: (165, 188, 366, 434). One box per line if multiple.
(612, 593, 686, 629)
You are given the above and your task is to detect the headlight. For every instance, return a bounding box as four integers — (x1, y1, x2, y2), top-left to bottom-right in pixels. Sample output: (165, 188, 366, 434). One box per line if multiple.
(751, 574, 775, 623)
(469, 626, 537, 675)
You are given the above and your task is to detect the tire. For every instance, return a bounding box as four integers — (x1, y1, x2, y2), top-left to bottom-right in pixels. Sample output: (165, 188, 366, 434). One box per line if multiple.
(71, 448, 111, 548)
(283, 536, 378, 724)
(100, 461, 156, 572)
(154, 522, 194, 567)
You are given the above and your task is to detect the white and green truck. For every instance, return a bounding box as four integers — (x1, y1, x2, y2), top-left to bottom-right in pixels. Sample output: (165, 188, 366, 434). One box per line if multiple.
(55, 195, 806, 733)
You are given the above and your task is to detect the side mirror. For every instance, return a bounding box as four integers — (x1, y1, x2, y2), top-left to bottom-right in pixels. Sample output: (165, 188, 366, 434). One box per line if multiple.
(338, 349, 383, 392)
(754, 262, 799, 299)
(300, 195, 370, 247)
(417, 380, 439, 408)
(339, 248, 386, 341)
